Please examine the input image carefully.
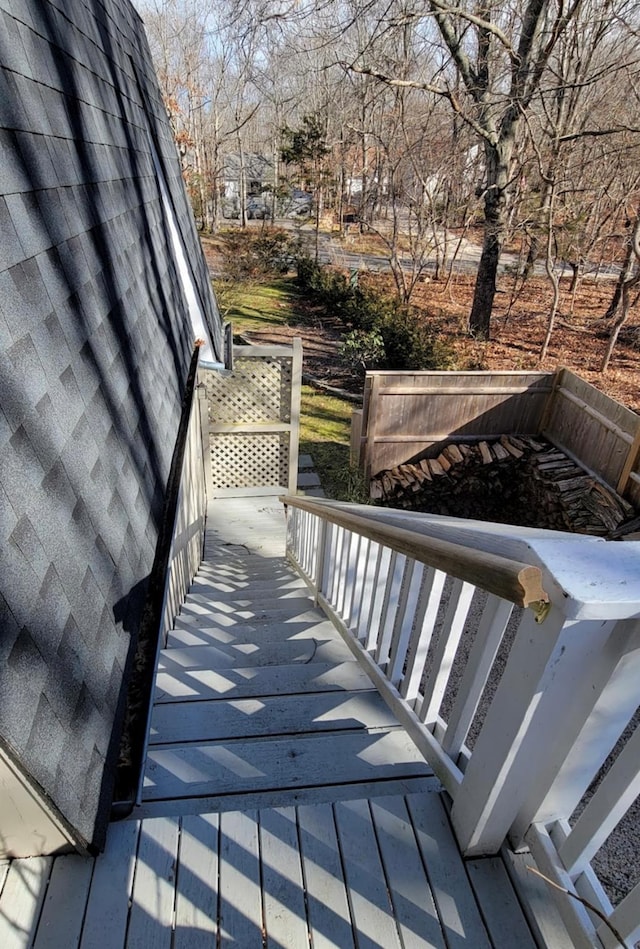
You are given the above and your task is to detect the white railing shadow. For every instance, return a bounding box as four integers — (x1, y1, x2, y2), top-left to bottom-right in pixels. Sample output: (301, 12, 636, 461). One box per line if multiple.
(282, 495, 640, 949)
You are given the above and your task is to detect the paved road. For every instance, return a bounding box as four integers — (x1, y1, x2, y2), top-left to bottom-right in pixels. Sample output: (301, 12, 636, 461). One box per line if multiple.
(214, 217, 620, 281)
(305, 226, 620, 280)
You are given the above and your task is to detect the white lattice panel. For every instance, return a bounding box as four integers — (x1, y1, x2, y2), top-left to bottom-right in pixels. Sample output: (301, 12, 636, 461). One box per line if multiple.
(210, 433, 289, 489)
(204, 356, 293, 424)
(199, 342, 301, 497)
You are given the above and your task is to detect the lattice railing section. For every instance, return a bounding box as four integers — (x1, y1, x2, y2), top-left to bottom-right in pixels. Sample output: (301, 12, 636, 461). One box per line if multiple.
(203, 354, 293, 424)
(199, 342, 301, 497)
(209, 432, 290, 490)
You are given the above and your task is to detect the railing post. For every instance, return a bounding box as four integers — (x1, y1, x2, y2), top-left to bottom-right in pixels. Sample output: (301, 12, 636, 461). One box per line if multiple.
(511, 617, 640, 848)
(314, 518, 329, 606)
(451, 606, 608, 856)
(198, 381, 212, 500)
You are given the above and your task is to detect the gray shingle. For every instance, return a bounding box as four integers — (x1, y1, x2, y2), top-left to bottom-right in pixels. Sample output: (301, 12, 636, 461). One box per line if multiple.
(8, 513, 51, 582)
(6, 625, 49, 710)
(0, 594, 21, 664)
(25, 693, 66, 785)
(0, 658, 43, 751)
(0, 127, 32, 196)
(6, 189, 53, 258)
(6, 333, 48, 405)
(40, 88, 72, 141)
(19, 21, 56, 87)
(0, 195, 25, 271)
(36, 191, 72, 247)
(0, 10, 30, 78)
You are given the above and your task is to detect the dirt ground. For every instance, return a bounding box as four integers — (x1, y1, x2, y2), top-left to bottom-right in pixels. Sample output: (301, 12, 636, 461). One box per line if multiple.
(415, 271, 640, 413)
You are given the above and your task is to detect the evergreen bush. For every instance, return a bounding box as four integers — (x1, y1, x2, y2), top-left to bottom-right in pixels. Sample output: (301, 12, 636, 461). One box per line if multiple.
(297, 255, 456, 372)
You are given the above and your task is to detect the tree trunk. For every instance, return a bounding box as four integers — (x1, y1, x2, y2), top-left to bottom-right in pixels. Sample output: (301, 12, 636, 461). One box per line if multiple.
(468, 230, 500, 338)
(605, 224, 635, 320)
(540, 183, 559, 362)
(601, 213, 640, 370)
(468, 139, 512, 339)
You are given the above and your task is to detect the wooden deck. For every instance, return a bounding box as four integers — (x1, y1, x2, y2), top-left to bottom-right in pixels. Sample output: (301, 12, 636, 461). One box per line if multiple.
(0, 498, 549, 948)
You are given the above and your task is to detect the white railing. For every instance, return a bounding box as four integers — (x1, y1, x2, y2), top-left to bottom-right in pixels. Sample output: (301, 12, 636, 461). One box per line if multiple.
(282, 495, 640, 949)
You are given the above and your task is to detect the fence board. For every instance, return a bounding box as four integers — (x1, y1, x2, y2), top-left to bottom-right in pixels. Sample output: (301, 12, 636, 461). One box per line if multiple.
(545, 370, 640, 500)
(361, 372, 552, 477)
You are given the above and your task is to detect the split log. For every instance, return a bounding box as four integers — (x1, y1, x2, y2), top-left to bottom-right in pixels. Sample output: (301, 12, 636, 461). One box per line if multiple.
(478, 441, 493, 464)
(443, 444, 464, 464)
(500, 436, 524, 459)
(492, 443, 510, 461)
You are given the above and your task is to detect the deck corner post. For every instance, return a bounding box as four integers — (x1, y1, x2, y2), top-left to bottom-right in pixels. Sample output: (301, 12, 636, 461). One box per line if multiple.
(450, 606, 579, 857)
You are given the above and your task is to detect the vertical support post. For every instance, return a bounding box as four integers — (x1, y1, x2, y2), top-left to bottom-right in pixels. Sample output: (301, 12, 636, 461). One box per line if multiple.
(510, 617, 640, 846)
(451, 607, 623, 857)
(537, 366, 562, 437)
(350, 409, 363, 468)
(450, 606, 567, 855)
(364, 373, 381, 483)
(314, 518, 328, 606)
(617, 424, 640, 496)
(288, 337, 302, 495)
(198, 379, 212, 504)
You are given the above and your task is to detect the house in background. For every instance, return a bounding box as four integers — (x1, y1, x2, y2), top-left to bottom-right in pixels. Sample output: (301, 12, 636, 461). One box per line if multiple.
(220, 152, 273, 217)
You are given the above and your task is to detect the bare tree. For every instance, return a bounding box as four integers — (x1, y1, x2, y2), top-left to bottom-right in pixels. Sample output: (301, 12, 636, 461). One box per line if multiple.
(601, 211, 640, 370)
(346, 0, 640, 338)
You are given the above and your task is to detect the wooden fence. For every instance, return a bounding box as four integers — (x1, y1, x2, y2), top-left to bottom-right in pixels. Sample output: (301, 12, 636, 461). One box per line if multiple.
(545, 369, 640, 507)
(353, 369, 640, 506)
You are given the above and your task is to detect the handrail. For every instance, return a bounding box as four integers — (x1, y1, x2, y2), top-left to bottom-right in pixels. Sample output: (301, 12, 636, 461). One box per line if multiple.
(280, 494, 549, 611)
(282, 492, 640, 946)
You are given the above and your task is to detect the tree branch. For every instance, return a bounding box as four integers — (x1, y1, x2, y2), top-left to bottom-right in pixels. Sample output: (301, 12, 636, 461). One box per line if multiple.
(345, 63, 496, 144)
(559, 126, 640, 142)
(428, 0, 518, 62)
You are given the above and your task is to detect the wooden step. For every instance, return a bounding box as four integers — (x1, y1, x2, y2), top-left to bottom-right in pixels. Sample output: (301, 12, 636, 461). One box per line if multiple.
(186, 589, 312, 608)
(149, 690, 399, 744)
(168, 618, 343, 648)
(142, 729, 432, 802)
(154, 659, 374, 704)
(157, 638, 353, 671)
(190, 575, 307, 595)
(176, 604, 326, 630)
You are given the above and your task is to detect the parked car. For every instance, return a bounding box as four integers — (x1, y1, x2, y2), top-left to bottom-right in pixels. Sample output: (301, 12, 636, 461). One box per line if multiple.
(246, 197, 271, 220)
(221, 197, 240, 219)
(282, 189, 313, 218)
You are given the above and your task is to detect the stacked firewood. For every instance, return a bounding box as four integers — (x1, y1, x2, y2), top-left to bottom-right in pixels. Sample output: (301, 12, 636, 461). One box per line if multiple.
(370, 435, 636, 537)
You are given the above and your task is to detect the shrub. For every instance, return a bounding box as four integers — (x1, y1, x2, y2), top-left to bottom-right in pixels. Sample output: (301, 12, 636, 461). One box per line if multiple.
(339, 329, 385, 376)
(379, 311, 456, 371)
(299, 254, 456, 372)
(221, 228, 302, 280)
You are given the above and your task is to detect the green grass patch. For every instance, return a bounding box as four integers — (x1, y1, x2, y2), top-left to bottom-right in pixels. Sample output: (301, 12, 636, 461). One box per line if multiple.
(213, 263, 368, 502)
(300, 386, 368, 502)
(214, 276, 305, 335)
